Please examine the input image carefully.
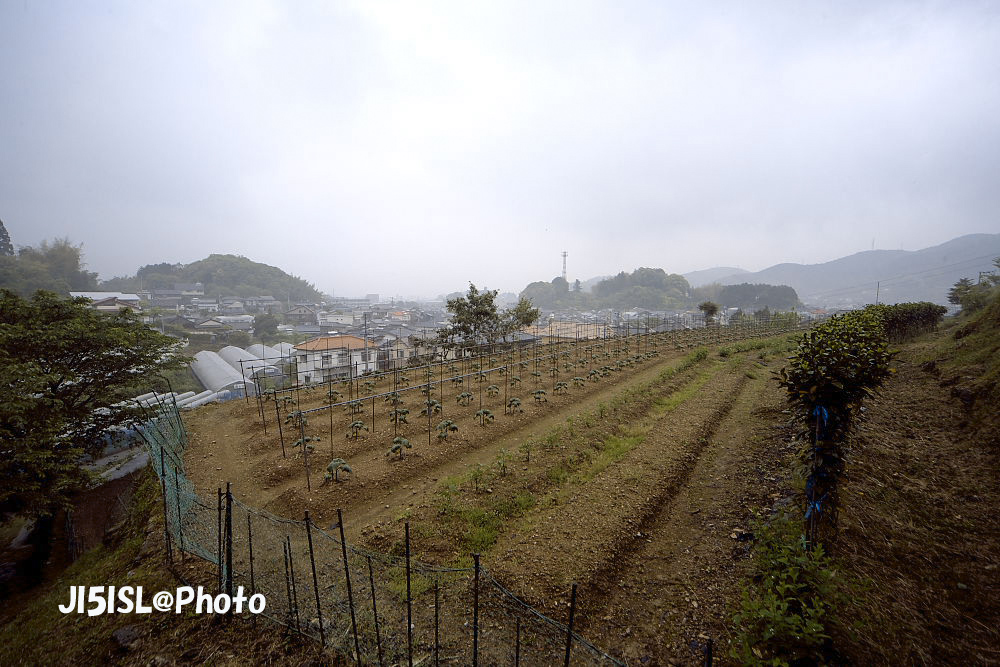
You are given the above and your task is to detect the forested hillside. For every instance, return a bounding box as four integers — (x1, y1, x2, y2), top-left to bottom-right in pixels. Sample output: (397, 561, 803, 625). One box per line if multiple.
(103, 254, 323, 301)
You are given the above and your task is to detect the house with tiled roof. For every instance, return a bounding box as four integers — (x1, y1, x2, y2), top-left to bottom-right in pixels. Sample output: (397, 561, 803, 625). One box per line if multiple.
(293, 335, 377, 384)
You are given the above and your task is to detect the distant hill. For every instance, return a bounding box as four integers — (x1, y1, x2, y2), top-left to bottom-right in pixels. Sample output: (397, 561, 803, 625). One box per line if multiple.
(683, 266, 749, 288)
(711, 234, 1000, 307)
(100, 254, 323, 301)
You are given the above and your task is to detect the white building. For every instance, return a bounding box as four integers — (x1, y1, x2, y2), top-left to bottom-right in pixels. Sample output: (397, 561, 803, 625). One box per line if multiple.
(294, 335, 377, 384)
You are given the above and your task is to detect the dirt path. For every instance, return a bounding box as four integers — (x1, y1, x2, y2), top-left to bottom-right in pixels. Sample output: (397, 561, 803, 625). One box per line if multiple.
(487, 359, 749, 598)
(577, 359, 795, 665)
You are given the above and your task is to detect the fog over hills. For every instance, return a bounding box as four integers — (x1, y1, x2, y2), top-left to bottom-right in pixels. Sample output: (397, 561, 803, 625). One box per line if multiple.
(683, 267, 750, 288)
(701, 234, 1000, 307)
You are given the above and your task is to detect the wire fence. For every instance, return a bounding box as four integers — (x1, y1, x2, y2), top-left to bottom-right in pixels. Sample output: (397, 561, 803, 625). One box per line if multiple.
(142, 315, 809, 664)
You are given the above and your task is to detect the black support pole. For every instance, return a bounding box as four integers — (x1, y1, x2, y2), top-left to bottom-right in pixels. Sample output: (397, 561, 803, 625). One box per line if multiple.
(338, 509, 361, 664)
(405, 522, 413, 667)
(225, 482, 233, 601)
(304, 511, 325, 647)
(159, 448, 173, 564)
(434, 579, 440, 667)
(275, 399, 286, 458)
(367, 555, 384, 667)
(564, 582, 577, 667)
(216, 487, 222, 592)
(473, 553, 480, 667)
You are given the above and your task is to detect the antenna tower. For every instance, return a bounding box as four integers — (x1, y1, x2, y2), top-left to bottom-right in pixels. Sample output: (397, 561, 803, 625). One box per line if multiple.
(561, 251, 568, 282)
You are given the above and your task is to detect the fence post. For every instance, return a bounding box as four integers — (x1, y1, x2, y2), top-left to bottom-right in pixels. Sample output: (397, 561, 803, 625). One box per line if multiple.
(405, 522, 413, 667)
(472, 553, 480, 667)
(274, 399, 286, 458)
(216, 487, 223, 592)
(704, 637, 713, 666)
(247, 513, 256, 627)
(159, 448, 173, 564)
(282, 538, 296, 632)
(173, 466, 184, 557)
(564, 582, 577, 667)
(337, 509, 361, 664)
(367, 555, 385, 667)
(304, 511, 325, 648)
(286, 536, 301, 633)
(515, 618, 521, 666)
(225, 482, 234, 602)
(434, 579, 440, 667)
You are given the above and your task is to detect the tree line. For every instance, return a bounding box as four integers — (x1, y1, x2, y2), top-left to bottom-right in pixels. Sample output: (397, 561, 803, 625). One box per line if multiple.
(519, 266, 801, 312)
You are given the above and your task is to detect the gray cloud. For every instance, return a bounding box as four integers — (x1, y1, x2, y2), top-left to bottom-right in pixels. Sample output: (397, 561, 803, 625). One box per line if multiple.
(2, 1, 998, 298)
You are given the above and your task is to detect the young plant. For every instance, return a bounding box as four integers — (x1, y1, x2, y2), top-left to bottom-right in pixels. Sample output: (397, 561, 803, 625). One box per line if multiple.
(285, 410, 308, 429)
(531, 389, 548, 404)
(456, 391, 475, 407)
(486, 384, 500, 397)
(436, 419, 459, 440)
(470, 463, 485, 493)
(347, 420, 368, 439)
(322, 458, 352, 483)
(496, 448, 511, 476)
(554, 381, 569, 394)
(421, 399, 442, 416)
(389, 408, 410, 425)
(519, 441, 532, 463)
(327, 388, 344, 403)
(292, 435, 320, 453)
(572, 376, 586, 388)
(475, 408, 495, 426)
(507, 397, 523, 414)
(387, 436, 412, 460)
(345, 400, 364, 415)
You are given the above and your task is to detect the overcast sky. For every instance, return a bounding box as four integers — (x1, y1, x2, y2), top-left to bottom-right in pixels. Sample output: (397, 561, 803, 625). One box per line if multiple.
(2, 1, 998, 299)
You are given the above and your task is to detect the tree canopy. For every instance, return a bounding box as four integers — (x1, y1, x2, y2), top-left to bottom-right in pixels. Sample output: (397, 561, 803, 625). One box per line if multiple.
(439, 283, 540, 348)
(0, 290, 183, 522)
(103, 253, 323, 301)
(0, 238, 98, 296)
(521, 267, 691, 310)
(0, 219, 13, 257)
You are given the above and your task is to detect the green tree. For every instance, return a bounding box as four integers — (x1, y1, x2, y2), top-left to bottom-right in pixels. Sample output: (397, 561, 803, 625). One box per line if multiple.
(254, 313, 279, 340)
(698, 301, 720, 324)
(0, 290, 183, 522)
(0, 219, 13, 256)
(0, 238, 98, 296)
(439, 283, 539, 349)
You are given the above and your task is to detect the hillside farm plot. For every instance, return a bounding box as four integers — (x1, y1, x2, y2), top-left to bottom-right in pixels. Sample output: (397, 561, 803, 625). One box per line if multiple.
(180, 324, 803, 662)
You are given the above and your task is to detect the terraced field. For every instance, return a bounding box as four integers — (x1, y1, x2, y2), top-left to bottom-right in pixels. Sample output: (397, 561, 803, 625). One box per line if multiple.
(182, 328, 802, 663)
